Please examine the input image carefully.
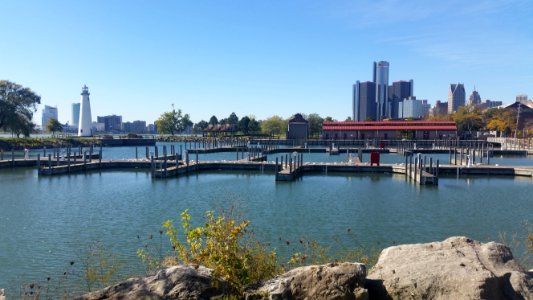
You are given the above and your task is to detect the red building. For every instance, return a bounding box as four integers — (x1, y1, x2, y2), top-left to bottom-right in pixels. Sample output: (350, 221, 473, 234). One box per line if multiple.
(321, 120, 457, 140)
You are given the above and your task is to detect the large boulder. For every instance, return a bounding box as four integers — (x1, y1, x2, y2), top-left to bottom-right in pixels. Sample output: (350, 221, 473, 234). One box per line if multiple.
(366, 236, 533, 300)
(77, 265, 227, 300)
(244, 262, 367, 300)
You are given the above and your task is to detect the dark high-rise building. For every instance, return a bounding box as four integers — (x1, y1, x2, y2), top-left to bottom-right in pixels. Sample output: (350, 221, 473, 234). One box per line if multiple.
(389, 80, 414, 118)
(448, 83, 465, 113)
(468, 89, 481, 106)
(432, 100, 449, 116)
(97, 115, 123, 132)
(353, 81, 376, 121)
(373, 61, 390, 120)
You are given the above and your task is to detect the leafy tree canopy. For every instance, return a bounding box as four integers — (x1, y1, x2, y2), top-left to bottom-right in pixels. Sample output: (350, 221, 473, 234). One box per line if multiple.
(0, 80, 40, 137)
(46, 118, 63, 137)
(155, 107, 190, 135)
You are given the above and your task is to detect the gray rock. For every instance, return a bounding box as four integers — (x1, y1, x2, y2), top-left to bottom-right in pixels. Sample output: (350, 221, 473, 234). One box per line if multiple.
(77, 265, 227, 300)
(367, 236, 533, 300)
(244, 262, 367, 300)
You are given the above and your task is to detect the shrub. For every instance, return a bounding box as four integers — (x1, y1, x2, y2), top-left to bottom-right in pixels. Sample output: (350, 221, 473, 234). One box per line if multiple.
(145, 209, 281, 295)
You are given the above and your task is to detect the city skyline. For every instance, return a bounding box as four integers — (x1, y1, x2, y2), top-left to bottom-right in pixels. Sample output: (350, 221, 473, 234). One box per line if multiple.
(1, 1, 532, 124)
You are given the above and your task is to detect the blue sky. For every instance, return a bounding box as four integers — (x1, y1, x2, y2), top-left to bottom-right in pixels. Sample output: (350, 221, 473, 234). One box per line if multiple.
(1, 0, 532, 125)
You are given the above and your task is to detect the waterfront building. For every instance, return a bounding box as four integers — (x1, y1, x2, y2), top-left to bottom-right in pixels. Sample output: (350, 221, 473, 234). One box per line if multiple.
(431, 100, 448, 117)
(71, 103, 80, 130)
(286, 113, 309, 140)
(448, 83, 465, 113)
(92, 122, 105, 132)
(123, 120, 147, 134)
(97, 115, 123, 132)
(516, 94, 528, 105)
(468, 89, 482, 106)
(373, 61, 390, 120)
(388, 80, 414, 119)
(353, 81, 377, 121)
(398, 97, 430, 119)
(41, 105, 58, 131)
(321, 120, 457, 140)
(78, 85, 93, 137)
(477, 100, 503, 110)
(147, 123, 156, 134)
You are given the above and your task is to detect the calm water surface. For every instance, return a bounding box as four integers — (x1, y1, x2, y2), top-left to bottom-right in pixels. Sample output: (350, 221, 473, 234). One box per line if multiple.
(0, 167, 532, 296)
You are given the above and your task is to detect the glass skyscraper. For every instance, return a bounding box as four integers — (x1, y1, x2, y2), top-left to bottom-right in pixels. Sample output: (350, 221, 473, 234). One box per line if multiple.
(373, 61, 389, 120)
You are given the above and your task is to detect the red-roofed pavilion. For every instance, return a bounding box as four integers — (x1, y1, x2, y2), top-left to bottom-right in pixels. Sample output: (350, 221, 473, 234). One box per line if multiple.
(321, 120, 457, 140)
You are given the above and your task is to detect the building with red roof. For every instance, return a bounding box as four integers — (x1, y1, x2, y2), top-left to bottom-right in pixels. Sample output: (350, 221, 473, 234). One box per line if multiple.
(321, 120, 457, 140)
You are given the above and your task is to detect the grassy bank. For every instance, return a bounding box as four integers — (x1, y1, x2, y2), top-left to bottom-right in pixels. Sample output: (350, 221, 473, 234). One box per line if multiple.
(0, 137, 102, 151)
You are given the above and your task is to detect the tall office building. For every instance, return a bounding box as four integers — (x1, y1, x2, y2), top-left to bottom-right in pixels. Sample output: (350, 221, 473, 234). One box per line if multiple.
(398, 97, 430, 119)
(97, 115, 123, 132)
(516, 94, 528, 104)
(42, 105, 58, 131)
(71, 103, 80, 130)
(389, 80, 414, 118)
(448, 83, 465, 113)
(373, 61, 390, 120)
(78, 85, 93, 137)
(468, 89, 481, 106)
(352, 81, 376, 121)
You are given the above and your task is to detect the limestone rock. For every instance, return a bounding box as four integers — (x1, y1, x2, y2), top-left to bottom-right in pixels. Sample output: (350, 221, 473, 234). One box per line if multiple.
(367, 236, 533, 300)
(77, 265, 227, 300)
(244, 262, 367, 300)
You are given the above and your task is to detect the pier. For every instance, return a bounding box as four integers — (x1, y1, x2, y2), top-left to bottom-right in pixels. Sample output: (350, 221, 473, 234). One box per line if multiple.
(1, 140, 533, 186)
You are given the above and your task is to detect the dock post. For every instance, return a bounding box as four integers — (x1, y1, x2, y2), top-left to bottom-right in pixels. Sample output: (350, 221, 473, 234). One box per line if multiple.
(67, 152, 71, 173)
(196, 152, 198, 164)
(358, 148, 363, 162)
(289, 156, 292, 174)
(83, 152, 87, 171)
(11, 148, 14, 166)
(449, 148, 452, 164)
(48, 154, 52, 171)
(0, 149, 3, 161)
(405, 154, 408, 178)
(37, 154, 40, 169)
(429, 157, 433, 175)
(136, 147, 138, 160)
(236, 148, 239, 160)
(99, 147, 102, 169)
(43, 147, 46, 157)
(151, 155, 155, 177)
(414, 156, 418, 182)
(155, 146, 159, 159)
(280, 156, 284, 170)
(436, 160, 440, 178)
(175, 153, 179, 170)
(275, 157, 279, 180)
(145, 146, 149, 159)
(180, 145, 183, 157)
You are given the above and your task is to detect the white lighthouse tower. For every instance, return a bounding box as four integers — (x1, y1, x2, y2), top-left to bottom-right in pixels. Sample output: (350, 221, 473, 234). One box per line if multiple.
(77, 85, 93, 137)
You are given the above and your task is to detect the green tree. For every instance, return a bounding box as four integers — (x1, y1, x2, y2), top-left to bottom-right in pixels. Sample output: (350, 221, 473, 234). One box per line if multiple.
(238, 116, 250, 134)
(227, 112, 239, 126)
(306, 113, 324, 138)
(155, 107, 189, 135)
(451, 106, 483, 135)
(45, 118, 63, 137)
(5, 113, 35, 137)
(0, 80, 40, 136)
(193, 120, 209, 134)
(209, 115, 219, 125)
(345, 116, 352, 121)
(261, 115, 286, 137)
(248, 118, 260, 133)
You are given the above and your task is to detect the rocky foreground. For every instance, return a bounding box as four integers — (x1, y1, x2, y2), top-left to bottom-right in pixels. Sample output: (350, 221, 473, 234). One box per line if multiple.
(79, 237, 532, 300)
